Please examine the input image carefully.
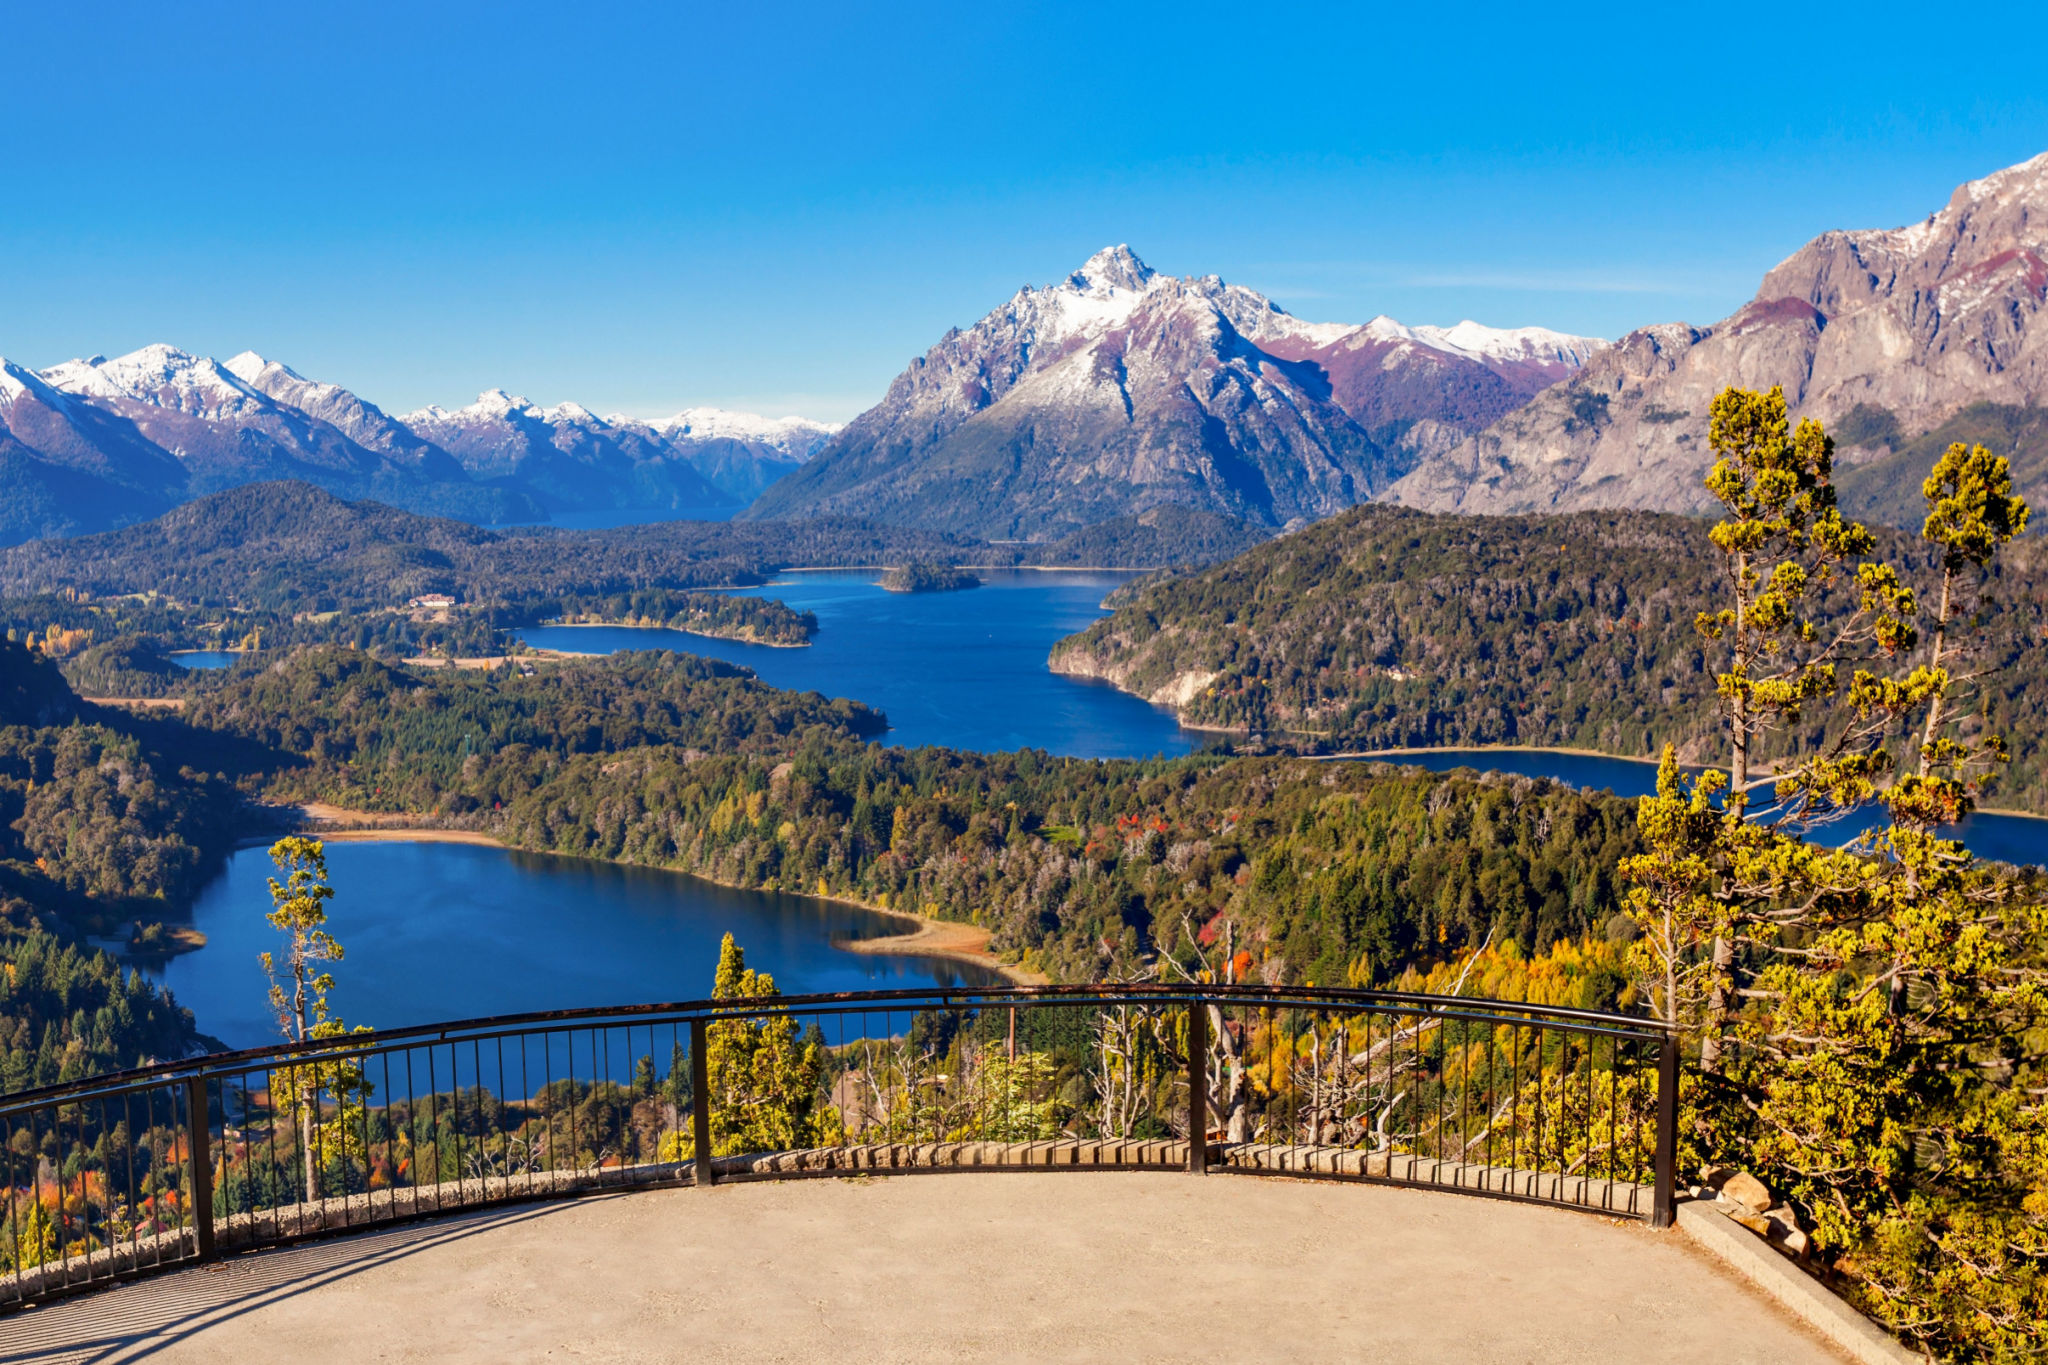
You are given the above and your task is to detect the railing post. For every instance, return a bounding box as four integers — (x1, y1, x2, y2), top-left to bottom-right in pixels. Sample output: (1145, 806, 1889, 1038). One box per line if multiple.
(1186, 999, 1208, 1175)
(1651, 1030, 1679, 1228)
(185, 1075, 215, 1260)
(690, 1019, 714, 1187)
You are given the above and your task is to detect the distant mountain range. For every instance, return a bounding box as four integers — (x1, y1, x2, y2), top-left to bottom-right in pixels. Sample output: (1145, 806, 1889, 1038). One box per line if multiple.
(0, 345, 839, 544)
(1387, 152, 2048, 521)
(19, 153, 2047, 551)
(745, 245, 1605, 537)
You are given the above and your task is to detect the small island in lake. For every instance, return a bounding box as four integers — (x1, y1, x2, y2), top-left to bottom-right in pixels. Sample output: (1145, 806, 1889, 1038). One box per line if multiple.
(880, 562, 983, 593)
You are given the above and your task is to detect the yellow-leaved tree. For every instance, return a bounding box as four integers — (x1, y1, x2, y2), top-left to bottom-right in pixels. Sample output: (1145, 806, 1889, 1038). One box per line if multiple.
(1622, 387, 2048, 1360)
(659, 934, 838, 1161)
(261, 836, 373, 1203)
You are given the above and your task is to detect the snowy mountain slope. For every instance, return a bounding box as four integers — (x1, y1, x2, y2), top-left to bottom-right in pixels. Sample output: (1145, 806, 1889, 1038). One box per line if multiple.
(744, 245, 1604, 537)
(398, 391, 736, 512)
(0, 340, 838, 541)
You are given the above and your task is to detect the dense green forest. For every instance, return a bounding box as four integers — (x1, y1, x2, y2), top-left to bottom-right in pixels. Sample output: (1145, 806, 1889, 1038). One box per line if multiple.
(1050, 502, 2048, 810)
(878, 563, 981, 593)
(3, 592, 502, 667)
(513, 588, 816, 645)
(188, 648, 886, 812)
(0, 640, 221, 1087)
(176, 647, 1641, 986)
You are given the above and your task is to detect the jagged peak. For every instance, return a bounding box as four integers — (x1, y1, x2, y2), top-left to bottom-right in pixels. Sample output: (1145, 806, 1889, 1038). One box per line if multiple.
(40, 344, 263, 409)
(223, 350, 307, 385)
(0, 358, 64, 409)
(1954, 149, 2048, 206)
(1066, 244, 1156, 296)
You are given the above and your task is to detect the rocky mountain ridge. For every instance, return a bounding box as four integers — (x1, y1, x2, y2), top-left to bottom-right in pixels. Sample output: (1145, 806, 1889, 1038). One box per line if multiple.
(1387, 151, 2048, 518)
(744, 245, 1604, 538)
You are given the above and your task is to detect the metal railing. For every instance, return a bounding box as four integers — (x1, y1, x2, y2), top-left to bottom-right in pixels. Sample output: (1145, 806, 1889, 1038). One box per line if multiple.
(0, 984, 1678, 1310)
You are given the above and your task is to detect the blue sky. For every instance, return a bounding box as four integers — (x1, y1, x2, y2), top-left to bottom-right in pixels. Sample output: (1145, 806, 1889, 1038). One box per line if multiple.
(3, 1, 2045, 421)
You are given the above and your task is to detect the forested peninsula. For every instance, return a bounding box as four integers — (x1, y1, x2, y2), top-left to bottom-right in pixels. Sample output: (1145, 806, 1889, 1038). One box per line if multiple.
(1048, 503, 2048, 810)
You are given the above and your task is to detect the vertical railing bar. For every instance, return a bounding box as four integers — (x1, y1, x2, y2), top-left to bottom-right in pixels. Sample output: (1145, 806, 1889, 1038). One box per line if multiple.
(185, 1075, 213, 1262)
(1602, 1032, 1615, 1198)
(598, 1026, 611, 1187)
(1484, 1021, 1495, 1174)
(1652, 1030, 1678, 1228)
(73, 1097, 91, 1286)
(95, 1093, 115, 1280)
(30, 1101, 62, 1285)
(518, 1031, 533, 1193)
(120, 1091, 140, 1269)
(541, 1030, 556, 1195)
(494, 1037, 508, 1202)
(453, 1043, 469, 1208)
(1578, 1034, 1593, 1204)
(3, 1111, 19, 1301)
(263, 1067, 281, 1245)
(664, 1022, 678, 1176)
(690, 1019, 712, 1187)
(427, 1044, 443, 1214)
(355, 1055, 373, 1228)
(231, 1073, 247, 1244)
(378, 1053, 395, 1222)
(1186, 996, 1207, 1174)
(1631, 1038, 1645, 1189)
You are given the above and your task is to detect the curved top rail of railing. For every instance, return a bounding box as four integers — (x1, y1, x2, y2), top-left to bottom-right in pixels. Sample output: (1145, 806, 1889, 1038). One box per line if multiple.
(0, 978, 1683, 1312)
(0, 982, 1670, 1116)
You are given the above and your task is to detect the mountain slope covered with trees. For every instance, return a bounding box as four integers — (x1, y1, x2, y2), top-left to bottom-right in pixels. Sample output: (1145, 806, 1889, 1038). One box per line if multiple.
(1048, 502, 2048, 810)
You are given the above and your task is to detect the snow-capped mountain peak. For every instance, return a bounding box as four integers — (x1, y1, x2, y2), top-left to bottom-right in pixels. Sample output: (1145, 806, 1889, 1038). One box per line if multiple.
(223, 350, 299, 385)
(401, 389, 533, 424)
(536, 400, 597, 425)
(41, 344, 268, 419)
(1067, 244, 1157, 296)
(642, 406, 840, 446)
(0, 358, 68, 410)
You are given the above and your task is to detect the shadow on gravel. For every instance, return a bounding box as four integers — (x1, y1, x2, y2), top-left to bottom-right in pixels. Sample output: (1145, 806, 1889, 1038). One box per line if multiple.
(0, 1199, 588, 1365)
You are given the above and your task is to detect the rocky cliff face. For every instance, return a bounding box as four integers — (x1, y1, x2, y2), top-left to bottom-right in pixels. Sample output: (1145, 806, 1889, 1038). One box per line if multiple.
(745, 246, 1602, 538)
(1388, 152, 2048, 516)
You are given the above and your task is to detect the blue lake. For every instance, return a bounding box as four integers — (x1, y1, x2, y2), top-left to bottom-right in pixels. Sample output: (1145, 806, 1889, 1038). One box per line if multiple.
(1364, 748, 2047, 866)
(151, 574, 2048, 1046)
(158, 840, 999, 1050)
(516, 569, 1208, 759)
(169, 651, 238, 669)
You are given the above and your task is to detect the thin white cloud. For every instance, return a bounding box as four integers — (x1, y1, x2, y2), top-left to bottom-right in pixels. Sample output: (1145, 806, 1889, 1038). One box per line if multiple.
(1243, 260, 1742, 296)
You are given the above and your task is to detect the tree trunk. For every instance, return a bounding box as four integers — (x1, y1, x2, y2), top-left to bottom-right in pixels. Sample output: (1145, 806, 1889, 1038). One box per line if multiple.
(300, 1090, 318, 1203)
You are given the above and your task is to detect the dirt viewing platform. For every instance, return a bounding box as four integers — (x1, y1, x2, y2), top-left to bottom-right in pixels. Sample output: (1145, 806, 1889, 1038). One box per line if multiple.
(4, 1174, 1847, 1364)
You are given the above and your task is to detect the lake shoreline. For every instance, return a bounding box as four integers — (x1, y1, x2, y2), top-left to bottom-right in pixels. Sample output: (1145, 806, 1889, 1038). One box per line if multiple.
(292, 808, 1046, 985)
(1317, 744, 2047, 823)
(532, 620, 810, 649)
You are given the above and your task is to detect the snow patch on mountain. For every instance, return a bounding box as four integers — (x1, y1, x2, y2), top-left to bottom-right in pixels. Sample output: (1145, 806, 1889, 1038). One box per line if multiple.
(42, 345, 268, 420)
(641, 407, 839, 452)
(0, 360, 66, 410)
